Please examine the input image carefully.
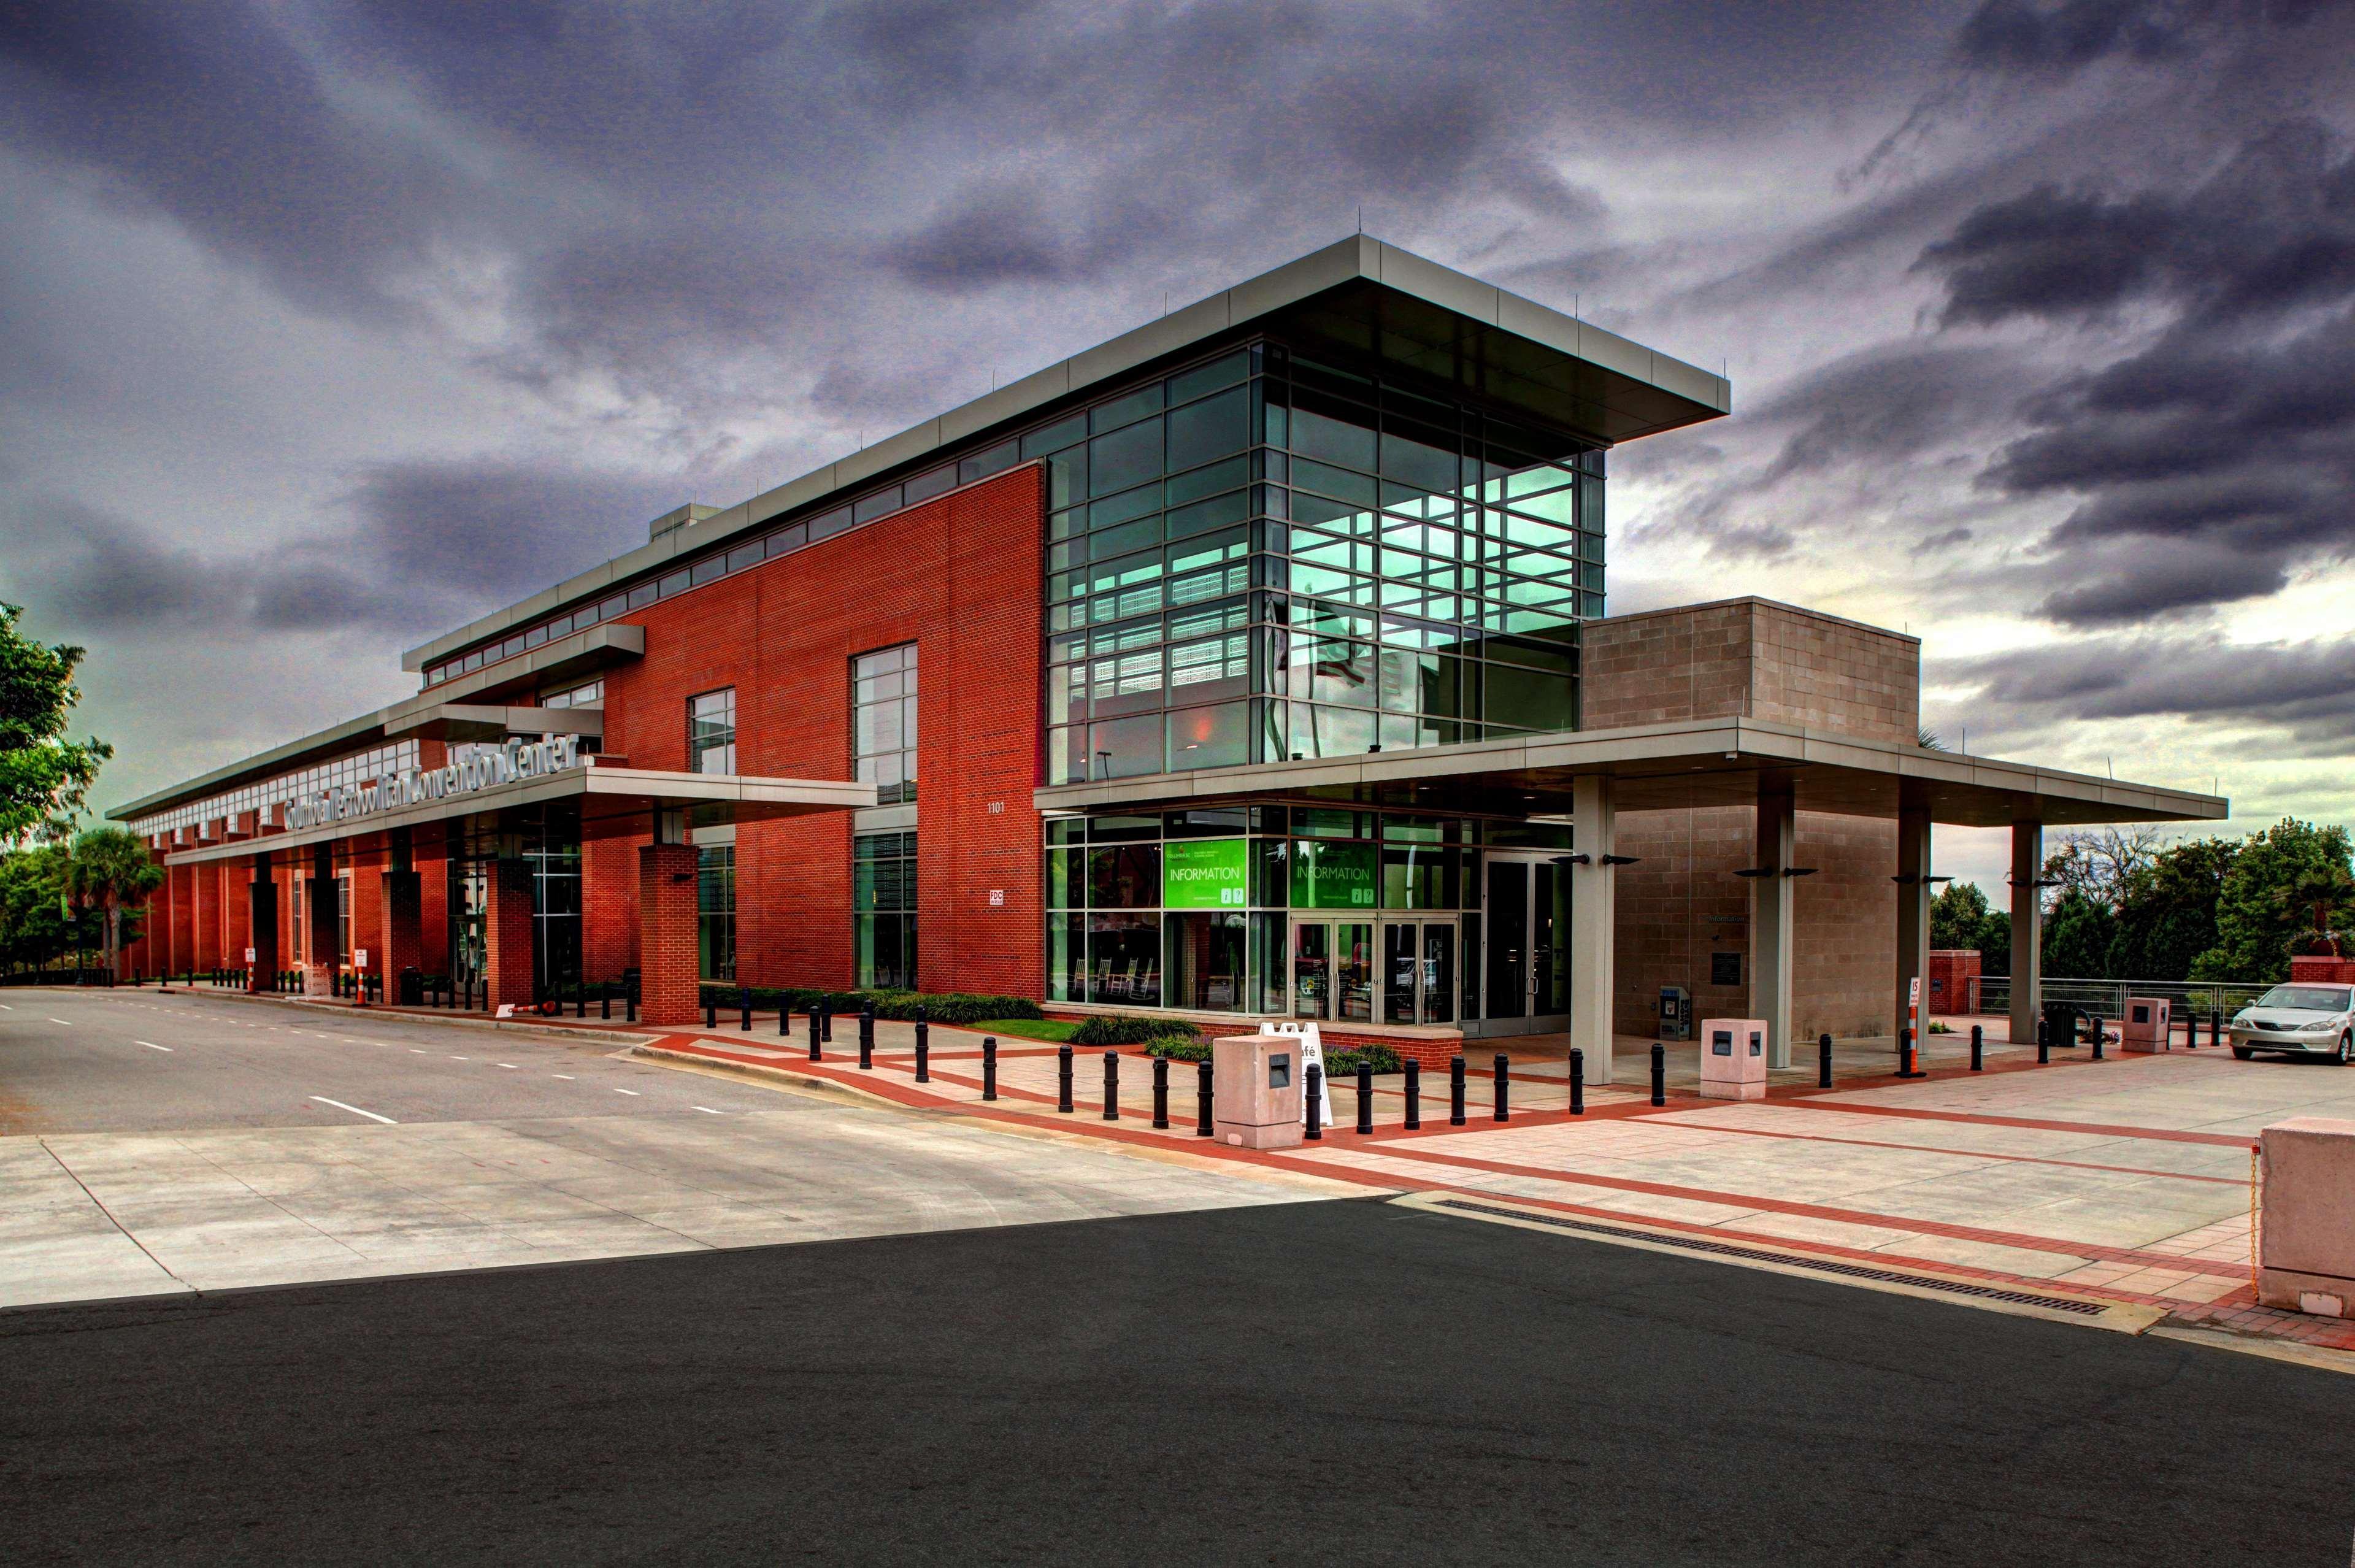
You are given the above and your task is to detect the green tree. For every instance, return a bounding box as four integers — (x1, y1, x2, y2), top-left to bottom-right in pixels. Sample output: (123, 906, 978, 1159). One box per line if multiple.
(2107, 837, 2237, 981)
(2042, 889, 2116, 978)
(2192, 818, 2355, 982)
(0, 844, 75, 971)
(2280, 861, 2355, 957)
(1978, 909, 2013, 978)
(0, 604, 110, 844)
(1930, 880, 1991, 950)
(64, 826, 163, 975)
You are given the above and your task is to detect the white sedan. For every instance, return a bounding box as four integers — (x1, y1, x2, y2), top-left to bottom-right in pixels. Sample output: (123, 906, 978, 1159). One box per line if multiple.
(2229, 984, 2355, 1063)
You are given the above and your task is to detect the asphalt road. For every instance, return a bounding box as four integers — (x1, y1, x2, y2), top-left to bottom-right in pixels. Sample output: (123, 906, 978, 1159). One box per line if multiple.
(3, 1196, 2343, 1567)
(0, 986, 784, 1132)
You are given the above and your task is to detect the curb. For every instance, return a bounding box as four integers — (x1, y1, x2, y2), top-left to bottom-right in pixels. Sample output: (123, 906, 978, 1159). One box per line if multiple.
(133, 984, 655, 1048)
(629, 1042, 909, 1107)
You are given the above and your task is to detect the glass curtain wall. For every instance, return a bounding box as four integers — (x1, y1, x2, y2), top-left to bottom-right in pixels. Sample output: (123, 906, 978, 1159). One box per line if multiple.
(1043, 341, 1602, 784)
(1045, 807, 1484, 1016)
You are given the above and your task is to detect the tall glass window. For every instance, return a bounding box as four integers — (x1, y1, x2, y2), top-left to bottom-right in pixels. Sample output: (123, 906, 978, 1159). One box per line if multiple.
(853, 645, 918, 804)
(698, 845, 736, 982)
(855, 831, 917, 989)
(1042, 340, 1597, 785)
(688, 688, 737, 774)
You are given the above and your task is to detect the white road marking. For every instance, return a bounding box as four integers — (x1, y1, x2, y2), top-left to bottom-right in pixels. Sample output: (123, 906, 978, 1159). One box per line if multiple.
(613, 1088, 640, 1096)
(693, 1106, 723, 1115)
(449, 1055, 469, 1061)
(410, 1049, 427, 1055)
(0, 1001, 13, 1009)
(496, 1063, 518, 1070)
(49, 1017, 72, 1026)
(310, 1096, 396, 1125)
(551, 1074, 575, 1080)
(135, 1040, 172, 1052)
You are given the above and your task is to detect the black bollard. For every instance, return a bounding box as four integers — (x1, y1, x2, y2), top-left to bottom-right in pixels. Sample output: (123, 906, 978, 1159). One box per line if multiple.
(1818, 1032, 1834, 1089)
(809, 1005, 823, 1060)
(1493, 1054, 1510, 1123)
(1153, 1055, 1170, 1129)
(1650, 1043, 1666, 1106)
(2090, 1014, 2105, 1061)
(2037, 1017, 2050, 1064)
(1897, 1026, 1921, 1078)
(859, 1013, 874, 1071)
(739, 986, 752, 1032)
(1970, 1024, 1983, 1072)
(625, 986, 636, 1024)
(1357, 1063, 1373, 1135)
(778, 995, 789, 1036)
(1404, 1059, 1421, 1131)
(1305, 1063, 1323, 1140)
(604, 985, 613, 1022)
(1057, 1045, 1074, 1113)
(915, 1026, 929, 1083)
(1196, 1058, 1213, 1136)
(1101, 1050, 1120, 1120)
(2210, 1010, 2222, 1049)
(1449, 1055, 1467, 1126)
(982, 1036, 998, 1101)
(1570, 1048, 1585, 1116)
(704, 994, 716, 1031)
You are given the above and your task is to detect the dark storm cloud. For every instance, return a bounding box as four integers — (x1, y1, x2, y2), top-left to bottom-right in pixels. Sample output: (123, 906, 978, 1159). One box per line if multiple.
(1950, 632, 2355, 750)
(1953, 0, 2331, 74)
(1912, 118, 2355, 624)
(3, 463, 674, 643)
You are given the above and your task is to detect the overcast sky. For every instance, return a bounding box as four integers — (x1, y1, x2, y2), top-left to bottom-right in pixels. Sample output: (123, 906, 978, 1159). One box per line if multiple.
(4, 0, 2351, 893)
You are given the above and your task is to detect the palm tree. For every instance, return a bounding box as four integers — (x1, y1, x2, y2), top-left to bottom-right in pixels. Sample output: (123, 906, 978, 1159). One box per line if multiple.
(2280, 863, 2355, 958)
(65, 826, 163, 978)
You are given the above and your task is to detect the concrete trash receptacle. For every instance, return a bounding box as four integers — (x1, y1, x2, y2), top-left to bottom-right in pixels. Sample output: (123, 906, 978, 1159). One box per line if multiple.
(2121, 996, 2172, 1052)
(1212, 1035, 1304, 1150)
(2259, 1116, 2355, 1315)
(1698, 1018, 1768, 1101)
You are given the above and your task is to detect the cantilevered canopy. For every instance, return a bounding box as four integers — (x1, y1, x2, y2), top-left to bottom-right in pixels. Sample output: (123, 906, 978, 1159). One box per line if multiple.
(161, 767, 874, 866)
(1032, 717, 2227, 829)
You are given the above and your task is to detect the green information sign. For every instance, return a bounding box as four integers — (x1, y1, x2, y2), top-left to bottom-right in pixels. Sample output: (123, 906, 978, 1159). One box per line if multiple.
(1162, 839, 1250, 909)
(1291, 840, 1378, 910)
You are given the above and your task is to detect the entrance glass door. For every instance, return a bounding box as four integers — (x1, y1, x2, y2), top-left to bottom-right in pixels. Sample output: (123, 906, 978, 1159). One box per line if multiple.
(1383, 920, 1458, 1025)
(1477, 855, 1569, 1036)
(1292, 920, 1373, 1022)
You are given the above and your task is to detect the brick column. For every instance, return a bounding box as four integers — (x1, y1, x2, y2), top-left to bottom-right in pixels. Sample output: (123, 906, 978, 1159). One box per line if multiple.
(191, 863, 218, 975)
(1569, 775, 1618, 1086)
(382, 869, 423, 1002)
(639, 842, 699, 1026)
(1753, 785, 1796, 1069)
(248, 872, 279, 991)
(485, 857, 537, 1013)
(224, 862, 251, 980)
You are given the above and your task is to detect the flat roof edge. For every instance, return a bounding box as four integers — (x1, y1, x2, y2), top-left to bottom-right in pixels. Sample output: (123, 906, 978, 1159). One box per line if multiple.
(401, 234, 1729, 672)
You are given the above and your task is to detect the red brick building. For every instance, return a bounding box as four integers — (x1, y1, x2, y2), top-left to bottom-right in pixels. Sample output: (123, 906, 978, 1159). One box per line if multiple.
(111, 239, 2223, 1066)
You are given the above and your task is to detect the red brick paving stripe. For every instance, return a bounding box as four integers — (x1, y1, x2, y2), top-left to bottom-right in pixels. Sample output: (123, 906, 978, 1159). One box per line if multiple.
(1347, 1137, 2255, 1280)
(1777, 1099, 2257, 1148)
(1627, 1116, 2246, 1186)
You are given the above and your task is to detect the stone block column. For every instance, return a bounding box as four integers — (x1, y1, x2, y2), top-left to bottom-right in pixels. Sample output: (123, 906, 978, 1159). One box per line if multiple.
(1754, 785, 1796, 1069)
(1569, 775, 1618, 1086)
(485, 857, 537, 1013)
(248, 872, 278, 991)
(1894, 806, 1932, 1040)
(639, 840, 700, 1028)
(2010, 821, 2043, 1047)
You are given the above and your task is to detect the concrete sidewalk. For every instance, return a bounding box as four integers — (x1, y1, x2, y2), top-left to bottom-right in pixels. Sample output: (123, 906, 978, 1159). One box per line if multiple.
(651, 1018, 2355, 1358)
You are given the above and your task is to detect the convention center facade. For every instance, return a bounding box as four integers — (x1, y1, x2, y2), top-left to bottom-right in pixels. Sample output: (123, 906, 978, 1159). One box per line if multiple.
(111, 237, 2224, 1074)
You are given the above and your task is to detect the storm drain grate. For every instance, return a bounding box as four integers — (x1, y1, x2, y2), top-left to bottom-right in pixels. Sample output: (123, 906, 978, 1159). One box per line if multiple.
(1431, 1198, 2111, 1316)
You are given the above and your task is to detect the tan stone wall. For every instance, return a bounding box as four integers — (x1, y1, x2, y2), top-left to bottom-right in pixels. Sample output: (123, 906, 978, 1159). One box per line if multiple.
(1611, 806, 1897, 1042)
(1580, 597, 1919, 744)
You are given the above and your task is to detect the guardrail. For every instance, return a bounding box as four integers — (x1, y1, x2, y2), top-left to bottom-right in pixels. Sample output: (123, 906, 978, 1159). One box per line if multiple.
(1965, 976, 2275, 1018)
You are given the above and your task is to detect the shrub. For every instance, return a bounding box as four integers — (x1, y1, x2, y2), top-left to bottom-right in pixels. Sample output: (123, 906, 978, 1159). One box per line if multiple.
(1067, 1013, 1204, 1048)
(1321, 1043, 1405, 1075)
(691, 985, 1043, 1024)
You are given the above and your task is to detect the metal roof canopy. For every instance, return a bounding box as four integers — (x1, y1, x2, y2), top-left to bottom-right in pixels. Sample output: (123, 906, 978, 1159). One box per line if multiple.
(399, 235, 1732, 674)
(108, 625, 644, 824)
(159, 767, 874, 867)
(1032, 717, 2227, 829)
